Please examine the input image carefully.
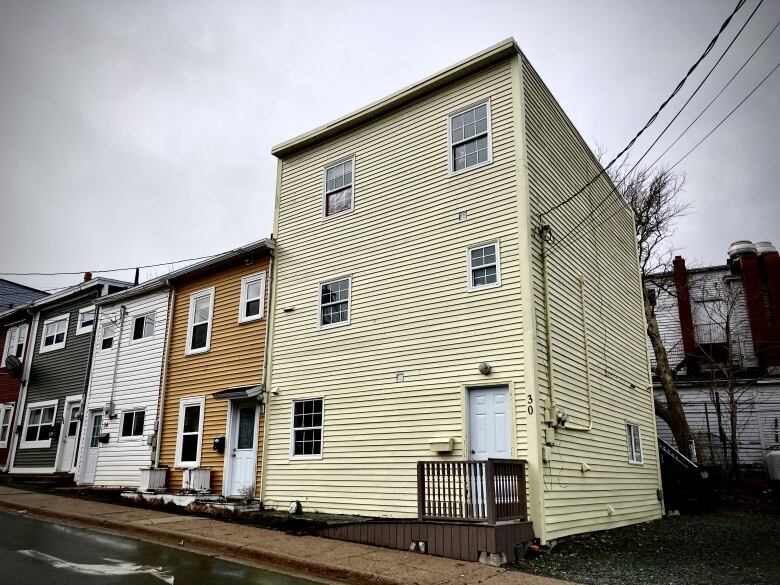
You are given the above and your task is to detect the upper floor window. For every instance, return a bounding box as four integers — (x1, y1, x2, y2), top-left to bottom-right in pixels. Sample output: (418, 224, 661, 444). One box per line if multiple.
(185, 287, 214, 355)
(324, 158, 354, 217)
(40, 314, 69, 354)
(239, 272, 266, 323)
(319, 277, 351, 328)
(132, 312, 156, 341)
(449, 100, 491, 174)
(626, 422, 643, 464)
(467, 242, 501, 291)
(2, 323, 28, 367)
(76, 306, 96, 335)
(101, 324, 116, 350)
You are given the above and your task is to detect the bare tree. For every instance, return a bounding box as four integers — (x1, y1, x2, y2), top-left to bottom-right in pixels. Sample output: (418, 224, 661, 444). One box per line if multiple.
(599, 148, 693, 455)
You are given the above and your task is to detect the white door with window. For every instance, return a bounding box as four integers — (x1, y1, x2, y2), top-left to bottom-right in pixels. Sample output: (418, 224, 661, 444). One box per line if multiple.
(226, 401, 258, 497)
(80, 410, 102, 484)
(57, 400, 82, 472)
(468, 386, 511, 460)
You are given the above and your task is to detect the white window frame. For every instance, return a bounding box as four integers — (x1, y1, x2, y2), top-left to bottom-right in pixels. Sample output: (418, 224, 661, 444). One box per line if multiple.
(467, 240, 502, 292)
(0, 403, 15, 448)
(322, 156, 355, 220)
(317, 275, 352, 330)
(238, 272, 266, 324)
(626, 421, 643, 464)
(119, 408, 146, 441)
(20, 399, 58, 449)
(130, 311, 156, 344)
(174, 396, 205, 468)
(76, 305, 96, 335)
(448, 98, 492, 176)
(289, 397, 324, 461)
(39, 314, 70, 354)
(2, 323, 29, 367)
(185, 287, 215, 356)
(100, 323, 116, 351)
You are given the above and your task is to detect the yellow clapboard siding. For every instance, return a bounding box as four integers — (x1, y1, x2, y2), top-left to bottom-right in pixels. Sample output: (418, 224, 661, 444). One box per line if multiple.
(158, 257, 270, 496)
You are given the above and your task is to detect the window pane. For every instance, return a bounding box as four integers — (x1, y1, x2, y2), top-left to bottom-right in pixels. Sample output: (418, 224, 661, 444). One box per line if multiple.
(55, 332, 65, 344)
(466, 152, 478, 167)
(463, 123, 475, 140)
(451, 127, 464, 143)
(57, 320, 67, 334)
(102, 337, 114, 350)
(41, 408, 54, 424)
(191, 322, 208, 349)
(475, 118, 487, 134)
(133, 411, 145, 436)
(247, 281, 262, 300)
(463, 109, 475, 124)
(68, 420, 78, 437)
(451, 113, 463, 130)
(1, 409, 10, 425)
(194, 296, 211, 323)
(465, 139, 477, 154)
(181, 434, 198, 462)
(183, 405, 201, 433)
(90, 415, 102, 448)
(143, 315, 155, 337)
(132, 317, 145, 340)
(25, 425, 38, 442)
(237, 407, 255, 449)
(326, 187, 352, 216)
(454, 157, 465, 171)
(39, 424, 52, 441)
(122, 412, 134, 436)
(30, 409, 41, 425)
(478, 149, 488, 163)
(80, 311, 94, 328)
(245, 299, 261, 317)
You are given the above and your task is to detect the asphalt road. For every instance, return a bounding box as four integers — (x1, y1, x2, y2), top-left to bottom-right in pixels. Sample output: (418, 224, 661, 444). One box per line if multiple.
(0, 510, 324, 584)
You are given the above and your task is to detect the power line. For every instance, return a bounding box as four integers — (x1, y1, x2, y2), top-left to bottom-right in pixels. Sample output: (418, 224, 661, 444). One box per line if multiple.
(546, 0, 766, 254)
(552, 58, 780, 254)
(647, 17, 780, 171)
(0, 253, 222, 277)
(537, 0, 748, 221)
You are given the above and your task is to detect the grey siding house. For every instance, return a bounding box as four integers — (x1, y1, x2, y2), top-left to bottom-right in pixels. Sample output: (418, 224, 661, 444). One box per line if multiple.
(9, 277, 129, 474)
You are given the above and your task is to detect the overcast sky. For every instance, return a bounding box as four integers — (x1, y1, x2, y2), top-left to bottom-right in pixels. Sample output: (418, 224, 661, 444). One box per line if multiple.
(1, 0, 778, 291)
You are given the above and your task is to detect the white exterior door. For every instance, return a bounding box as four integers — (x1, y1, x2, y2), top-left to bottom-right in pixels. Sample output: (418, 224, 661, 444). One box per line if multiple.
(468, 386, 511, 460)
(57, 400, 81, 472)
(80, 410, 102, 484)
(227, 402, 258, 497)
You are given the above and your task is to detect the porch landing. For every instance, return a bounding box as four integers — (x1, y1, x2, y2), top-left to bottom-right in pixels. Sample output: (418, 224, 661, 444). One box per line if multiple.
(317, 518, 534, 563)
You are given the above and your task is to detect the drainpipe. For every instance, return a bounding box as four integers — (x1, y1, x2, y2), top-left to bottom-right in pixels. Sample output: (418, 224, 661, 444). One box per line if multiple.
(154, 285, 175, 467)
(6, 308, 40, 473)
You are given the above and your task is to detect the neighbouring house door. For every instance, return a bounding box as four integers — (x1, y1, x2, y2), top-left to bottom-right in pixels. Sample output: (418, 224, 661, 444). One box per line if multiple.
(226, 401, 258, 497)
(468, 386, 511, 460)
(57, 400, 82, 472)
(80, 410, 103, 484)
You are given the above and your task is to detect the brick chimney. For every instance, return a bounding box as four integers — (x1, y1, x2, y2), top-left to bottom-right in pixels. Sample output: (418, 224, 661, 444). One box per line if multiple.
(83, 271, 92, 282)
(672, 256, 697, 363)
(758, 242, 780, 367)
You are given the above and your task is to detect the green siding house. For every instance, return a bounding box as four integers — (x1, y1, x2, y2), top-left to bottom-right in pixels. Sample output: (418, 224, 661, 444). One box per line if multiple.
(8, 277, 129, 475)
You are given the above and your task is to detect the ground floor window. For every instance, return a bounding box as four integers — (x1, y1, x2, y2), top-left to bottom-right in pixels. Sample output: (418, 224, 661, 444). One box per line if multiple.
(0, 403, 14, 448)
(20, 400, 57, 449)
(120, 409, 145, 438)
(175, 397, 204, 467)
(626, 422, 643, 464)
(291, 398, 323, 459)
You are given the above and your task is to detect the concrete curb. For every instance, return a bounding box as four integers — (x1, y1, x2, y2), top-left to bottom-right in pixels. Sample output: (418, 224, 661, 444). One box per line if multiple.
(0, 499, 398, 585)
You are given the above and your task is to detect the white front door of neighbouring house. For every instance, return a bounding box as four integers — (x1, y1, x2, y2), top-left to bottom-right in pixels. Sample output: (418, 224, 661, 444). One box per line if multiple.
(57, 400, 82, 472)
(468, 386, 511, 460)
(80, 410, 102, 484)
(226, 401, 258, 497)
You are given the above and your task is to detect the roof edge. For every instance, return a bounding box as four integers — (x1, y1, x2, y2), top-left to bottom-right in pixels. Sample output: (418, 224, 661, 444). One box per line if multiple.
(271, 38, 519, 158)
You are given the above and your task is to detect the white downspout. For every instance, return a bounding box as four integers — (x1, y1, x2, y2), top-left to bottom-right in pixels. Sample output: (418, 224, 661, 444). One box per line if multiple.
(154, 285, 175, 467)
(107, 306, 127, 415)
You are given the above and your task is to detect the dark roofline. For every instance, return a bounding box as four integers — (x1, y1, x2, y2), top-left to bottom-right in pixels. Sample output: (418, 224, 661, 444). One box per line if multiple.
(0, 278, 49, 296)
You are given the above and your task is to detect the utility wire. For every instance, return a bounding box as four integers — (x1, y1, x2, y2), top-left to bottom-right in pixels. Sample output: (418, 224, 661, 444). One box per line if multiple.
(552, 58, 780, 253)
(546, 0, 766, 254)
(647, 17, 780, 171)
(0, 253, 223, 277)
(537, 0, 747, 221)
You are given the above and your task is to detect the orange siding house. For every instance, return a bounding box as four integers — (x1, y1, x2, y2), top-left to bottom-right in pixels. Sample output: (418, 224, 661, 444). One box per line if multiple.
(157, 240, 273, 497)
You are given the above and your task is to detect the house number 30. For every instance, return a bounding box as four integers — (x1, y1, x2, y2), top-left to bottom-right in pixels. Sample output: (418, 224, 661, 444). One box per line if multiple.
(527, 395, 534, 415)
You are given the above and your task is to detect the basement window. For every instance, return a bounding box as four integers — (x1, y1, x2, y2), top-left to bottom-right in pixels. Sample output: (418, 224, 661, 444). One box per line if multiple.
(291, 398, 323, 459)
(626, 422, 643, 464)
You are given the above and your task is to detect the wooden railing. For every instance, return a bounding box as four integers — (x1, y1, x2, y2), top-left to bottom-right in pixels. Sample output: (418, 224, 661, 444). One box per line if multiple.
(417, 459, 527, 524)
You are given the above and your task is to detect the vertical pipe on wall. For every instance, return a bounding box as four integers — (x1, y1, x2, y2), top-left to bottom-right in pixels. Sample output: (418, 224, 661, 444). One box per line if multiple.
(154, 285, 175, 468)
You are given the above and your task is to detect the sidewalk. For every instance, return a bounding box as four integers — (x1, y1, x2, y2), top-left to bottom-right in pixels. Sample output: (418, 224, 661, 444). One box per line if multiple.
(0, 486, 571, 585)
